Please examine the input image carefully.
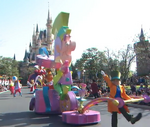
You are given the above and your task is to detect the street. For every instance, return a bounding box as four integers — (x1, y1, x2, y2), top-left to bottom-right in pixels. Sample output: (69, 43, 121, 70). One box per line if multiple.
(0, 88, 150, 127)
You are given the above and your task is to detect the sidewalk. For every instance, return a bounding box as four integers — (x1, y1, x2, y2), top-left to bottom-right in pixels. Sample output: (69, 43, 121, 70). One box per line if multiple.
(0, 90, 9, 94)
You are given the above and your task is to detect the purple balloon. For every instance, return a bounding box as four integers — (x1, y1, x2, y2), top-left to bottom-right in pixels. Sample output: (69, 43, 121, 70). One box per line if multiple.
(143, 95, 150, 103)
(115, 97, 125, 108)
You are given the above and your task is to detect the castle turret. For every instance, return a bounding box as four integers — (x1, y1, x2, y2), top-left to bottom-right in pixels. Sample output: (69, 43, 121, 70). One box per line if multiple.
(139, 28, 145, 42)
(31, 26, 36, 61)
(46, 9, 53, 53)
(35, 37, 42, 54)
(23, 49, 29, 63)
(36, 24, 39, 40)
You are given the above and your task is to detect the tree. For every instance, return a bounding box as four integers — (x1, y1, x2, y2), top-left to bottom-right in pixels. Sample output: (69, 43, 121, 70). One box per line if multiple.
(118, 44, 136, 83)
(74, 47, 107, 79)
(70, 63, 77, 79)
(103, 48, 119, 75)
(74, 45, 136, 82)
(0, 56, 19, 77)
(18, 62, 35, 84)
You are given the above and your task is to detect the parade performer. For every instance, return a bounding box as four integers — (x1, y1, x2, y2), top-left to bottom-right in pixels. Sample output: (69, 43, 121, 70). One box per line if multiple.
(12, 76, 22, 97)
(29, 65, 46, 92)
(101, 70, 142, 127)
(44, 69, 54, 89)
(9, 80, 14, 95)
(34, 65, 46, 75)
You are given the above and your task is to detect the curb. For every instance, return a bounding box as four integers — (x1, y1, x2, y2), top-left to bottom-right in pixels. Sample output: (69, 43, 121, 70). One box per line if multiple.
(127, 103, 150, 110)
(0, 90, 9, 94)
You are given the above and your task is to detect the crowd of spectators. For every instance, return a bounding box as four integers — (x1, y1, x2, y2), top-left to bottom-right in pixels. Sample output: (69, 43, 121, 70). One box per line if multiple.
(72, 75, 150, 106)
(0, 84, 8, 92)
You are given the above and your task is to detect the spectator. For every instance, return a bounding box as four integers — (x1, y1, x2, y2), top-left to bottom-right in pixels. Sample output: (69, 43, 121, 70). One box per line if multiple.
(130, 84, 136, 95)
(91, 79, 99, 99)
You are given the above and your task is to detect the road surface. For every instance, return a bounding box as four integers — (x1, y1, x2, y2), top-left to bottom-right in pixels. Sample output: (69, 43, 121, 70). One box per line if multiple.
(0, 88, 150, 127)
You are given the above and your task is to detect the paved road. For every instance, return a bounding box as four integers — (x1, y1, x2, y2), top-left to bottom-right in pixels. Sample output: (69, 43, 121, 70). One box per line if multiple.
(0, 88, 150, 127)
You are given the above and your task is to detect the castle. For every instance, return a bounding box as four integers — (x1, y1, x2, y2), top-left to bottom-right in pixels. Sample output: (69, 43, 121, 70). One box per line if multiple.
(134, 28, 150, 75)
(23, 10, 54, 63)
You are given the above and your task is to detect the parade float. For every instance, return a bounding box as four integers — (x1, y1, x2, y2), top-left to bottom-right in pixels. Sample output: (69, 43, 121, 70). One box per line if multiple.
(29, 11, 78, 115)
(28, 11, 150, 125)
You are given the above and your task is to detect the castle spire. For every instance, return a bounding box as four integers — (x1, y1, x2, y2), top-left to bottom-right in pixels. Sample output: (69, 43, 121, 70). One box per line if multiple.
(13, 54, 16, 60)
(29, 41, 31, 47)
(139, 27, 145, 42)
(23, 49, 29, 62)
(48, 2, 50, 20)
(33, 24, 35, 35)
(36, 24, 39, 33)
(47, 2, 52, 24)
(48, 9, 50, 21)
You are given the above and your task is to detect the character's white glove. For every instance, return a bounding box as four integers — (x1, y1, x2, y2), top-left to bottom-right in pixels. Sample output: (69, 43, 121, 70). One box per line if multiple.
(101, 70, 105, 76)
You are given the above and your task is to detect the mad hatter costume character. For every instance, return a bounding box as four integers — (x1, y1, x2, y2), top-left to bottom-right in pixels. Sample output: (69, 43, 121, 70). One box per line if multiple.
(12, 76, 22, 97)
(101, 70, 142, 127)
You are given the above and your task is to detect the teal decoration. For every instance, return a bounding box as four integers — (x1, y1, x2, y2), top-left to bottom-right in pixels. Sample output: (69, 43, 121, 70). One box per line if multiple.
(39, 47, 49, 57)
(69, 66, 72, 71)
(43, 86, 51, 112)
(66, 77, 70, 82)
(57, 26, 69, 37)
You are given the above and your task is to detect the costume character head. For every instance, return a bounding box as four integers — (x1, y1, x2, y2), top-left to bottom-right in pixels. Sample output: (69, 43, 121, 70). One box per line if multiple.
(111, 71, 121, 86)
(12, 76, 18, 82)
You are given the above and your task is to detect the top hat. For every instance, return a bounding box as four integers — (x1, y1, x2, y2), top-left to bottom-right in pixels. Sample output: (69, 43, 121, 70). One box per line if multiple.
(110, 71, 121, 81)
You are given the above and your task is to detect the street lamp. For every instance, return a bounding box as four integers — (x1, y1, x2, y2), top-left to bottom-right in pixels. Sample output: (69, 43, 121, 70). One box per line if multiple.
(83, 70, 86, 83)
(2, 75, 6, 86)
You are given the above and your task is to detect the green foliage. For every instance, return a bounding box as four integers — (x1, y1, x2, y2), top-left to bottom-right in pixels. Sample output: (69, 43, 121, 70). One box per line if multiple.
(74, 45, 135, 81)
(0, 56, 19, 77)
(19, 64, 35, 85)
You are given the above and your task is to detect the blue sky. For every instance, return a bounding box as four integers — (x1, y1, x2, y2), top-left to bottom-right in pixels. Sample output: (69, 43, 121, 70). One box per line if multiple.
(0, 0, 150, 71)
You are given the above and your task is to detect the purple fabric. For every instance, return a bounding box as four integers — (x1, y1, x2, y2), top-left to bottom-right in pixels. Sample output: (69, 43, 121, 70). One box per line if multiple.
(54, 37, 61, 60)
(67, 91, 78, 110)
(49, 89, 61, 112)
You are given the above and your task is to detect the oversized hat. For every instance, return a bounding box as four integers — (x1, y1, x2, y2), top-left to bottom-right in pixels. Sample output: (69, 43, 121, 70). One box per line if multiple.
(110, 71, 121, 81)
(12, 76, 18, 81)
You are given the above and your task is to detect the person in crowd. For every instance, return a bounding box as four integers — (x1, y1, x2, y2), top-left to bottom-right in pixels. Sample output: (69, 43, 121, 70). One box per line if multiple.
(130, 84, 136, 95)
(90, 79, 99, 99)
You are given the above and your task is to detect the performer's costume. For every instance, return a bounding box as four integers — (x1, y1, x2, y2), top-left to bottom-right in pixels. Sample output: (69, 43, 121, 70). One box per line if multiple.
(12, 76, 22, 97)
(9, 81, 14, 95)
(44, 69, 54, 89)
(102, 71, 142, 127)
(29, 65, 46, 93)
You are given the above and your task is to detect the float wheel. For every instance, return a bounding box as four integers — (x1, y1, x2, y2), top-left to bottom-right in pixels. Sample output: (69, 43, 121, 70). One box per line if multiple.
(29, 97, 35, 111)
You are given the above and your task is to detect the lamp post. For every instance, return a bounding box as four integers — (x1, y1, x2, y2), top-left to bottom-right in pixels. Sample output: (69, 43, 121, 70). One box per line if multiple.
(83, 70, 86, 83)
(2, 75, 6, 86)
(76, 68, 81, 80)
